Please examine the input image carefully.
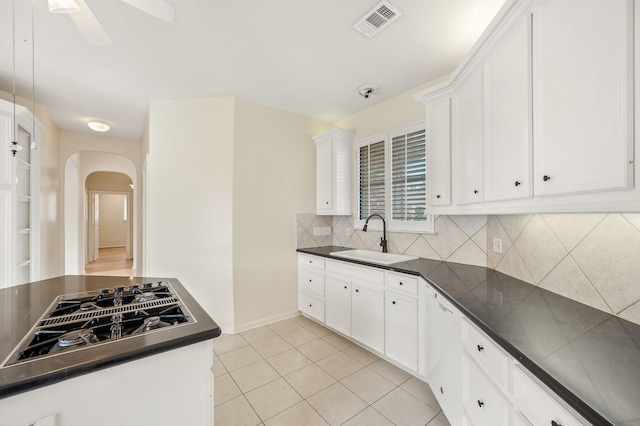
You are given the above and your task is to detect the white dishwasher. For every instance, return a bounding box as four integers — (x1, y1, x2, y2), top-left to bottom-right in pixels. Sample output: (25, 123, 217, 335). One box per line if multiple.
(427, 286, 463, 426)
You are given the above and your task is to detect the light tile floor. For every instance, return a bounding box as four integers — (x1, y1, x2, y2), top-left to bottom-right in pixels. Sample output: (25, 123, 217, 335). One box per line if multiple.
(213, 315, 451, 426)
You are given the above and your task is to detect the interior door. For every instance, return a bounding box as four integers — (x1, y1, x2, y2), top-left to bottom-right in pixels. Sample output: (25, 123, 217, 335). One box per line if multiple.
(93, 193, 100, 262)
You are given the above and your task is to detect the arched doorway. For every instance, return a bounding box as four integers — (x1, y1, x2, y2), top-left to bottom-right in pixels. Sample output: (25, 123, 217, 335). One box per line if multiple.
(63, 151, 138, 275)
(85, 172, 133, 274)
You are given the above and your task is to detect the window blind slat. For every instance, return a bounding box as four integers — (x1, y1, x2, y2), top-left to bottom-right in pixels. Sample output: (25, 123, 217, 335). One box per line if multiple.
(359, 140, 386, 220)
(391, 129, 426, 221)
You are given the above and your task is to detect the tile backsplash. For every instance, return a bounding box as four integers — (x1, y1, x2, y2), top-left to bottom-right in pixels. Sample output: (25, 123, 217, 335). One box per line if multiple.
(487, 213, 640, 325)
(296, 212, 640, 326)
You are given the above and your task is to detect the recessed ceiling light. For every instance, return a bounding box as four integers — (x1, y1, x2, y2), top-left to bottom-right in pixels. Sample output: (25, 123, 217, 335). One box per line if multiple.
(48, 0, 81, 13)
(88, 121, 110, 132)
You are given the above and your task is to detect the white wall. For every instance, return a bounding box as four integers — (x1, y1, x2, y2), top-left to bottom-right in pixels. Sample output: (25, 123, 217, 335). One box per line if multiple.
(146, 97, 236, 332)
(64, 156, 80, 274)
(232, 98, 330, 330)
(333, 75, 450, 139)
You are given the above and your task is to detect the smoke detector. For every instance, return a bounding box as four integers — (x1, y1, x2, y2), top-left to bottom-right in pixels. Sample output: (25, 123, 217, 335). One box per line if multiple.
(358, 84, 379, 99)
(353, 1, 402, 38)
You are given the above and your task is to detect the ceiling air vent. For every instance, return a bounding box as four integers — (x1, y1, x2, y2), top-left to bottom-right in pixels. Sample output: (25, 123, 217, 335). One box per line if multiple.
(353, 1, 402, 38)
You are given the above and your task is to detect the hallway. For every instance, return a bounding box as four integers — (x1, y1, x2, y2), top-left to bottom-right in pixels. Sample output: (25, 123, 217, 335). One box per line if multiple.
(85, 247, 135, 276)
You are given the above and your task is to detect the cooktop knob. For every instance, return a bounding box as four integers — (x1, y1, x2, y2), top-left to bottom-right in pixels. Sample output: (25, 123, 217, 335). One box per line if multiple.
(143, 283, 153, 289)
(98, 288, 110, 295)
(129, 284, 139, 291)
(114, 286, 125, 293)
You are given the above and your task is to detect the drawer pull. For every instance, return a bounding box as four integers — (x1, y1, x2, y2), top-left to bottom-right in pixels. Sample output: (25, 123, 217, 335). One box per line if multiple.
(344, 286, 347, 289)
(309, 304, 312, 307)
(355, 289, 359, 293)
(477, 400, 484, 408)
(477, 344, 484, 352)
(399, 282, 403, 286)
(309, 260, 312, 263)
(392, 301, 396, 305)
(308, 279, 312, 282)
(551, 422, 561, 426)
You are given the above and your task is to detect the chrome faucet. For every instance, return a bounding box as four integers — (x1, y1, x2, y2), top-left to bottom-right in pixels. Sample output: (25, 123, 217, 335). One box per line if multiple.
(363, 214, 387, 253)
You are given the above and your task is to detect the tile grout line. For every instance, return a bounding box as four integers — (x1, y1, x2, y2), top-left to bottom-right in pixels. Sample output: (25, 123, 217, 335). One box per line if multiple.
(214, 317, 447, 426)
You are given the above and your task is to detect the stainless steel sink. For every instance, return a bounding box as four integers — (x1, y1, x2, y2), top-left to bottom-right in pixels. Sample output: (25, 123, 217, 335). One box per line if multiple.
(329, 249, 419, 265)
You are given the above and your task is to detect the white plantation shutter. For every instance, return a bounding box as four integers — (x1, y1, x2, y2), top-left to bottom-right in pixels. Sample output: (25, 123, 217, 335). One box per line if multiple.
(355, 122, 431, 232)
(358, 140, 386, 220)
(391, 128, 426, 221)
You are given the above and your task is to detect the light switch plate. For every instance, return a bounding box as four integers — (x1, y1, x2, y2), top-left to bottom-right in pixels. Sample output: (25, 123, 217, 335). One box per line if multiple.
(313, 227, 321, 237)
(321, 227, 331, 236)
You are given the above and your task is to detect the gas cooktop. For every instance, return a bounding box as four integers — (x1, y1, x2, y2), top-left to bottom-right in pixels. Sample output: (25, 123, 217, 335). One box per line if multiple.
(1, 281, 196, 367)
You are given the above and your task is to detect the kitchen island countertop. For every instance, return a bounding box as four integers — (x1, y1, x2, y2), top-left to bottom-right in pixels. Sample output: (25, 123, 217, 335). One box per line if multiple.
(0, 275, 221, 399)
(298, 246, 640, 426)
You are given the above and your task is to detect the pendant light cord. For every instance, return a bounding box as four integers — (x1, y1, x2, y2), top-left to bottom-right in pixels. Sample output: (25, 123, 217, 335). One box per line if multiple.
(32, 0, 36, 147)
(12, 0, 16, 143)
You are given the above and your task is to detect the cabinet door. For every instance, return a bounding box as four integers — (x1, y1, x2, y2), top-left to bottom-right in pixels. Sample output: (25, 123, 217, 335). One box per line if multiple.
(351, 281, 384, 353)
(316, 138, 333, 212)
(325, 274, 351, 336)
(483, 17, 532, 202)
(453, 69, 483, 205)
(385, 291, 418, 371)
(427, 290, 462, 426)
(532, 0, 633, 196)
(425, 97, 452, 206)
(462, 355, 510, 426)
(298, 291, 325, 323)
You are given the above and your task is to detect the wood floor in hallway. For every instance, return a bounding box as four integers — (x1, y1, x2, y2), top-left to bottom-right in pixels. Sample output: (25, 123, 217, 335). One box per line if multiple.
(85, 247, 135, 276)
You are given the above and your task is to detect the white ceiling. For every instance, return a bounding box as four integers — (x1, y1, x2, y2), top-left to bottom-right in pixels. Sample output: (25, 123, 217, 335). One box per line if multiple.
(0, 0, 506, 141)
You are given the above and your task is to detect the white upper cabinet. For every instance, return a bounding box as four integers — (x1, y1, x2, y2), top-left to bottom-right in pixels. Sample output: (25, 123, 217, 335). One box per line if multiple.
(425, 96, 452, 206)
(532, 0, 634, 197)
(313, 128, 355, 216)
(483, 16, 532, 202)
(453, 69, 484, 205)
(414, 0, 639, 214)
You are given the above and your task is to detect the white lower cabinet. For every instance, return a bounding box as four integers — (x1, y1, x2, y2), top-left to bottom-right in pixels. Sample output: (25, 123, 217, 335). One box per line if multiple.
(0, 341, 214, 426)
(384, 290, 418, 371)
(325, 274, 352, 336)
(297, 254, 589, 426)
(514, 366, 586, 426)
(462, 355, 511, 426)
(427, 288, 463, 426)
(351, 281, 385, 353)
(298, 290, 325, 323)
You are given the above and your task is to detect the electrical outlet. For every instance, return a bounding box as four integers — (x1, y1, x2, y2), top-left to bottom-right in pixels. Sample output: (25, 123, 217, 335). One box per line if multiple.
(492, 238, 503, 254)
(321, 227, 331, 236)
(345, 227, 351, 237)
(313, 227, 321, 237)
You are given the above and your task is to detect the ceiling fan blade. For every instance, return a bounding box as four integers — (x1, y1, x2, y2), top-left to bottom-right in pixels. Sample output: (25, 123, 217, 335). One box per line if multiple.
(68, 0, 113, 46)
(119, 0, 175, 24)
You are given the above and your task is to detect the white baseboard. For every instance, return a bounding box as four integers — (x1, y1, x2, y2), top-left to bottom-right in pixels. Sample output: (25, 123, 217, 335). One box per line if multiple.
(231, 310, 302, 334)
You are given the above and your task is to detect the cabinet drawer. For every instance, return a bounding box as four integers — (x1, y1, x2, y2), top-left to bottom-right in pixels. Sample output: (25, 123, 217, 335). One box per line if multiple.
(326, 260, 384, 285)
(385, 271, 418, 295)
(463, 355, 510, 426)
(299, 291, 324, 323)
(462, 318, 510, 391)
(298, 268, 324, 296)
(298, 254, 325, 270)
(514, 366, 585, 426)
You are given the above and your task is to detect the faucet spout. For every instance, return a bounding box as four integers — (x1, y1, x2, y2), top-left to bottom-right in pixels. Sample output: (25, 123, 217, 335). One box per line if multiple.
(362, 214, 388, 253)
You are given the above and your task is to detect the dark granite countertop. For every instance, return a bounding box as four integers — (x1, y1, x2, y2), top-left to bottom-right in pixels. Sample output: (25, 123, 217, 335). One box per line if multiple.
(0, 275, 221, 399)
(298, 246, 640, 426)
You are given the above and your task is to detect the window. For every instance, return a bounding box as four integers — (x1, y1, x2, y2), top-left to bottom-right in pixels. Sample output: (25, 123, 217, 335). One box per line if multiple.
(355, 122, 432, 232)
